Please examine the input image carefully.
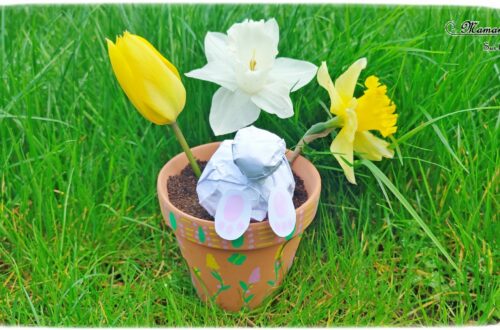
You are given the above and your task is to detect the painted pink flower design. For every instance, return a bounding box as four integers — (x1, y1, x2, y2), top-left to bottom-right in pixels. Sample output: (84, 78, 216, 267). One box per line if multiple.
(248, 267, 261, 284)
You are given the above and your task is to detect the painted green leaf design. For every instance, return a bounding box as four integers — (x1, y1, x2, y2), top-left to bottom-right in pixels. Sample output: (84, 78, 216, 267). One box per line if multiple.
(198, 226, 206, 243)
(244, 294, 255, 303)
(227, 253, 247, 265)
(267, 280, 275, 286)
(221, 284, 231, 291)
(211, 270, 222, 281)
(285, 226, 295, 241)
(239, 281, 249, 291)
(231, 235, 244, 248)
(169, 212, 177, 230)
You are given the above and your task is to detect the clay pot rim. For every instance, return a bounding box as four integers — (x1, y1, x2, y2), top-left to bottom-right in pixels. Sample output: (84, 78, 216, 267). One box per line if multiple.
(157, 141, 321, 230)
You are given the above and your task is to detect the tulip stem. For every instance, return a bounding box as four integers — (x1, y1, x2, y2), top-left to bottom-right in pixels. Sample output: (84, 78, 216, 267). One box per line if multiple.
(170, 122, 201, 178)
(288, 116, 342, 164)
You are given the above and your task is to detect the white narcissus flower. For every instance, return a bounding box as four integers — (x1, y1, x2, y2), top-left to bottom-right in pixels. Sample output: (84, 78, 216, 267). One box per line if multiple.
(186, 18, 317, 135)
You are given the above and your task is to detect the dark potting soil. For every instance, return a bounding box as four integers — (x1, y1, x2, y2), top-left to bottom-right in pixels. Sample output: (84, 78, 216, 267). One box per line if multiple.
(167, 161, 309, 221)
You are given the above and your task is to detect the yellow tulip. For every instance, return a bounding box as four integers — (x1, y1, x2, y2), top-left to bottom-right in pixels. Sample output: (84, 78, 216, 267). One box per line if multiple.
(317, 58, 397, 184)
(106, 31, 186, 125)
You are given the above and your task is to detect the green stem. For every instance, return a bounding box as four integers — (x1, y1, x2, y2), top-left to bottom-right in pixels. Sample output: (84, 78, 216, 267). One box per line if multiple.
(170, 122, 201, 178)
(288, 116, 342, 164)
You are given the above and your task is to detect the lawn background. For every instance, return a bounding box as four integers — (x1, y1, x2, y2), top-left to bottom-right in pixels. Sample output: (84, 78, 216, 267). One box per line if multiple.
(0, 3, 498, 326)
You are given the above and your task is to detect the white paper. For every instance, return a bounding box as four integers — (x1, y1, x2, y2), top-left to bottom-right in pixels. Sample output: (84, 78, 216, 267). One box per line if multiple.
(196, 126, 296, 227)
(214, 190, 252, 240)
(268, 187, 296, 237)
(232, 126, 286, 180)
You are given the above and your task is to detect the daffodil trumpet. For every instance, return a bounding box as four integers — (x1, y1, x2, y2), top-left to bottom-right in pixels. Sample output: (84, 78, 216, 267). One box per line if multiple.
(106, 31, 201, 178)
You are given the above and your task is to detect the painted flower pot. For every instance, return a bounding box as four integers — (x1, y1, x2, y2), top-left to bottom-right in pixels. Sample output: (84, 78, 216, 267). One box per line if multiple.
(157, 142, 321, 311)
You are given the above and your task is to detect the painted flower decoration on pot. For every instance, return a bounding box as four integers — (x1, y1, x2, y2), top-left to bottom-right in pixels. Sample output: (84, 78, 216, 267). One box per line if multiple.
(317, 58, 398, 184)
(186, 18, 317, 135)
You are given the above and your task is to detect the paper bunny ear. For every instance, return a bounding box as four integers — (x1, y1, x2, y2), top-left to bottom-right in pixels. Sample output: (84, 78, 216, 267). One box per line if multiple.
(268, 187, 296, 237)
(215, 190, 252, 240)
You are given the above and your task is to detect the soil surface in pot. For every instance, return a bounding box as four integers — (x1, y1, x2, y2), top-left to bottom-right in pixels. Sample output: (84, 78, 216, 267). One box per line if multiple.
(167, 161, 308, 221)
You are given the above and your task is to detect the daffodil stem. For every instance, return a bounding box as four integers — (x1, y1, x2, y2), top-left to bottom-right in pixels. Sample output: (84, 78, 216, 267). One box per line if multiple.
(170, 122, 201, 178)
(288, 116, 342, 164)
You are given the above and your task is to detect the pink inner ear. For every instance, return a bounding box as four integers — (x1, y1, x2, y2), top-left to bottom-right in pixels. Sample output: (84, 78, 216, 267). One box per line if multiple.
(224, 195, 244, 221)
(274, 191, 288, 218)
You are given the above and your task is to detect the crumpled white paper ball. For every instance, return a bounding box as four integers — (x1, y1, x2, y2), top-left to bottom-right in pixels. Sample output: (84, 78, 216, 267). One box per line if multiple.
(196, 126, 295, 223)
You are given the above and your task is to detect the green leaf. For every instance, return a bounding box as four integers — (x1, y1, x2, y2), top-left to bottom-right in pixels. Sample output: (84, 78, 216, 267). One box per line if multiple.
(244, 294, 255, 303)
(227, 253, 247, 266)
(360, 159, 460, 273)
(198, 226, 205, 243)
(169, 212, 177, 230)
(267, 280, 275, 286)
(210, 270, 221, 281)
(231, 235, 244, 248)
(220, 284, 231, 291)
(285, 226, 296, 241)
(239, 281, 248, 291)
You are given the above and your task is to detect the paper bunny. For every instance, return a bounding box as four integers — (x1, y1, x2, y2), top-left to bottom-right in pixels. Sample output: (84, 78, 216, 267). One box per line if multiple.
(196, 126, 296, 240)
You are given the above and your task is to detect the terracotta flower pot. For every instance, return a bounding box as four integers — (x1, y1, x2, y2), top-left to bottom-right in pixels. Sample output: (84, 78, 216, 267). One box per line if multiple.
(157, 142, 321, 311)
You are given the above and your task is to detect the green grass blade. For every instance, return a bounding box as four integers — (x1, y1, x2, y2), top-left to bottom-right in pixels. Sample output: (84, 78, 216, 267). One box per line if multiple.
(422, 110, 468, 173)
(360, 159, 460, 273)
(390, 106, 499, 148)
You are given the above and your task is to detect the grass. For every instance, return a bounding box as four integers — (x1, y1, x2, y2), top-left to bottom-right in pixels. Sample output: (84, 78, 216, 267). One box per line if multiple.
(0, 3, 498, 326)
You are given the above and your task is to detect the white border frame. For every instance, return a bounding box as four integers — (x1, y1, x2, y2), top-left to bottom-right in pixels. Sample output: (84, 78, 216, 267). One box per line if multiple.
(0, 0, 499, 8)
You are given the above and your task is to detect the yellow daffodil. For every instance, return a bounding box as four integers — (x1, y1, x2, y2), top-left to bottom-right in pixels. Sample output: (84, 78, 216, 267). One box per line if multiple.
(206, 253, 220, 270)
(317, 58, 397, 184)
(106, 31, 186, 125)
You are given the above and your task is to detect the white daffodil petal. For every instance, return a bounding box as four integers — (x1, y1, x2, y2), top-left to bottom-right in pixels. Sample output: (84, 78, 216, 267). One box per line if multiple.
(185, 61, 237, 91)
(251, 82, 293, 118)
(335, 58, 367, 104)
(317, 61, 345, 115)
(271, 57, 317, 92)
(331, 109, 358, 184)
(353, 131, 394, 161)
(210, 87, 261, 135)
(264, 18, 280, 46)
(205, 32, 230, 62)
